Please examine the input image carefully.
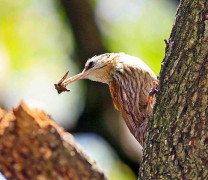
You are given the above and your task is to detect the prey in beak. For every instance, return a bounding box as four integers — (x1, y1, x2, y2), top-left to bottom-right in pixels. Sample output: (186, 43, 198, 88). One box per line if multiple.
(54, 53, 118, 94)
(54, 71, 87, 94)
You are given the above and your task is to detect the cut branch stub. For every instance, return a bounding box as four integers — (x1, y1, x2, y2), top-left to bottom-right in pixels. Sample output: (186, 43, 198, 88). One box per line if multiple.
(0, 102, 106, 180)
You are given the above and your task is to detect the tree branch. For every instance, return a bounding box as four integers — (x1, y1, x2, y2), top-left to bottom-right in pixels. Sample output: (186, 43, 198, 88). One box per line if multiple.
(0, 102, 106, 180)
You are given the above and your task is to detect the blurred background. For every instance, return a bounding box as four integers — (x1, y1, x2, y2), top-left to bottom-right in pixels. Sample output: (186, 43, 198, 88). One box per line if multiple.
(0, 0, 178, 179)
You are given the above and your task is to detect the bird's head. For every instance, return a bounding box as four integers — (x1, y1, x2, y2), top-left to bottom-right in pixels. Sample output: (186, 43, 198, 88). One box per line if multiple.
(62, 53, 121, 86)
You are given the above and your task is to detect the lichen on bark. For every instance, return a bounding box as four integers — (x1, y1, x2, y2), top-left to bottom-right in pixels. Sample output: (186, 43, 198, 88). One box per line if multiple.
(139, 0, 208, 179)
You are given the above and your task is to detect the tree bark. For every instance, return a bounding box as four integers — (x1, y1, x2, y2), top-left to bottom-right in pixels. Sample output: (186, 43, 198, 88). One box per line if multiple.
(139, 0, 208, 179)
(0, 102, 106, 180)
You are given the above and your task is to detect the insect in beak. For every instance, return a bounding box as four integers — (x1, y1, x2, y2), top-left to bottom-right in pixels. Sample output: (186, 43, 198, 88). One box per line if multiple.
(54, 71, 87, 94)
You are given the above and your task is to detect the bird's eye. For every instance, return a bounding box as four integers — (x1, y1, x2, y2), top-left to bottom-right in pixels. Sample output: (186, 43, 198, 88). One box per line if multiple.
(87, 61, 95, 69)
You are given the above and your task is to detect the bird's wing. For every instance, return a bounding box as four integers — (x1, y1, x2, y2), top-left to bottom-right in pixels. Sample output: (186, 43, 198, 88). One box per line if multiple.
(109, 80, 119, 110)
(109, 79, 138, 136)
(109, 65, 156, 146)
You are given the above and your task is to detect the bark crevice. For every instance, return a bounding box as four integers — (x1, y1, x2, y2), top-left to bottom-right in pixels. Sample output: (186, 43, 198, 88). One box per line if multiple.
(139, 0, 208, 179)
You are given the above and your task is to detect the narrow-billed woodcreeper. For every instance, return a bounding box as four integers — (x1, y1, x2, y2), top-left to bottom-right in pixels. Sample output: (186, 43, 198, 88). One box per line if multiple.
(55, 53, 157, 147)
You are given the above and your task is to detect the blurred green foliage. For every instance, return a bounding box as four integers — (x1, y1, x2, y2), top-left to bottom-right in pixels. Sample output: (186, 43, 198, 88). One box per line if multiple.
(96, 0, 175, 75)
(0, 0, 73, 70)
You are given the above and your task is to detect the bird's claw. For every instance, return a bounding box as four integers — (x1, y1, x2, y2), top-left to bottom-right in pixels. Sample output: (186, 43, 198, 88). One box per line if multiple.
(146, 80, 159, 103)
(54, 71, 70, 94)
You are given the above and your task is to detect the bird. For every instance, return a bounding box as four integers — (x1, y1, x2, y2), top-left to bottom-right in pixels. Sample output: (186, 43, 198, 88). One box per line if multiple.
(55, 53, 157, 147)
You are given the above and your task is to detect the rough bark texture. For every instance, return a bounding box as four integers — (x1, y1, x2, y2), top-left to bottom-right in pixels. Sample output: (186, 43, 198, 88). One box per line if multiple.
(139, 0, 208, 179)
(0, 102, 106, 180)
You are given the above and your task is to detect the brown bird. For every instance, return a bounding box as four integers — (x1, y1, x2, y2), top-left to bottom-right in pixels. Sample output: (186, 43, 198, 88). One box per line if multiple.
(55, 53, 157, 147)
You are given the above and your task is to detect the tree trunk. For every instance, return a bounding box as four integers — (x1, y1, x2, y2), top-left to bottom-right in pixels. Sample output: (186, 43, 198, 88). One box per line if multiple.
(0, 102, 106, 180)
(59, 0, 106, 63)
(139, 0, 208, 179)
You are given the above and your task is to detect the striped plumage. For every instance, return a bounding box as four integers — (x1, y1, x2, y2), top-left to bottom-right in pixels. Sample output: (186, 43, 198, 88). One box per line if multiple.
(60, 53, 156, 147)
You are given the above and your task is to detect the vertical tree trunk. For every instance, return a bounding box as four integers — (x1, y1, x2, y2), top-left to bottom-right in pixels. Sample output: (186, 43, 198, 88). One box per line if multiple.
(59, 0, 106, 63)
(140, 0, 208, 179)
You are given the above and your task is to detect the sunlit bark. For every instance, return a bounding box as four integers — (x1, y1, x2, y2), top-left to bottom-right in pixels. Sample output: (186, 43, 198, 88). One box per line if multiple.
(140, 0, 208, 179)
(0, 103, 106, 180)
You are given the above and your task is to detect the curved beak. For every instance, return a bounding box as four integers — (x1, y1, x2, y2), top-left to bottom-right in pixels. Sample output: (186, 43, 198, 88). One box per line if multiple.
(55, 70, 89, 94)
(62, 71, 87, 86)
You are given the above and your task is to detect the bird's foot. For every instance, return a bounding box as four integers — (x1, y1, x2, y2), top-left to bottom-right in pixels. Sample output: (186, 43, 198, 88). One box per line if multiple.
(54, 71, 70, 94)
(146, 80, 159, 103)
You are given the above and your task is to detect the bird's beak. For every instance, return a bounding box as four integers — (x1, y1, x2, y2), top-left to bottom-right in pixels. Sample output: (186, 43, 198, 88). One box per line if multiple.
(55, 70, 88, 94)
(62, 70, 88, 86)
